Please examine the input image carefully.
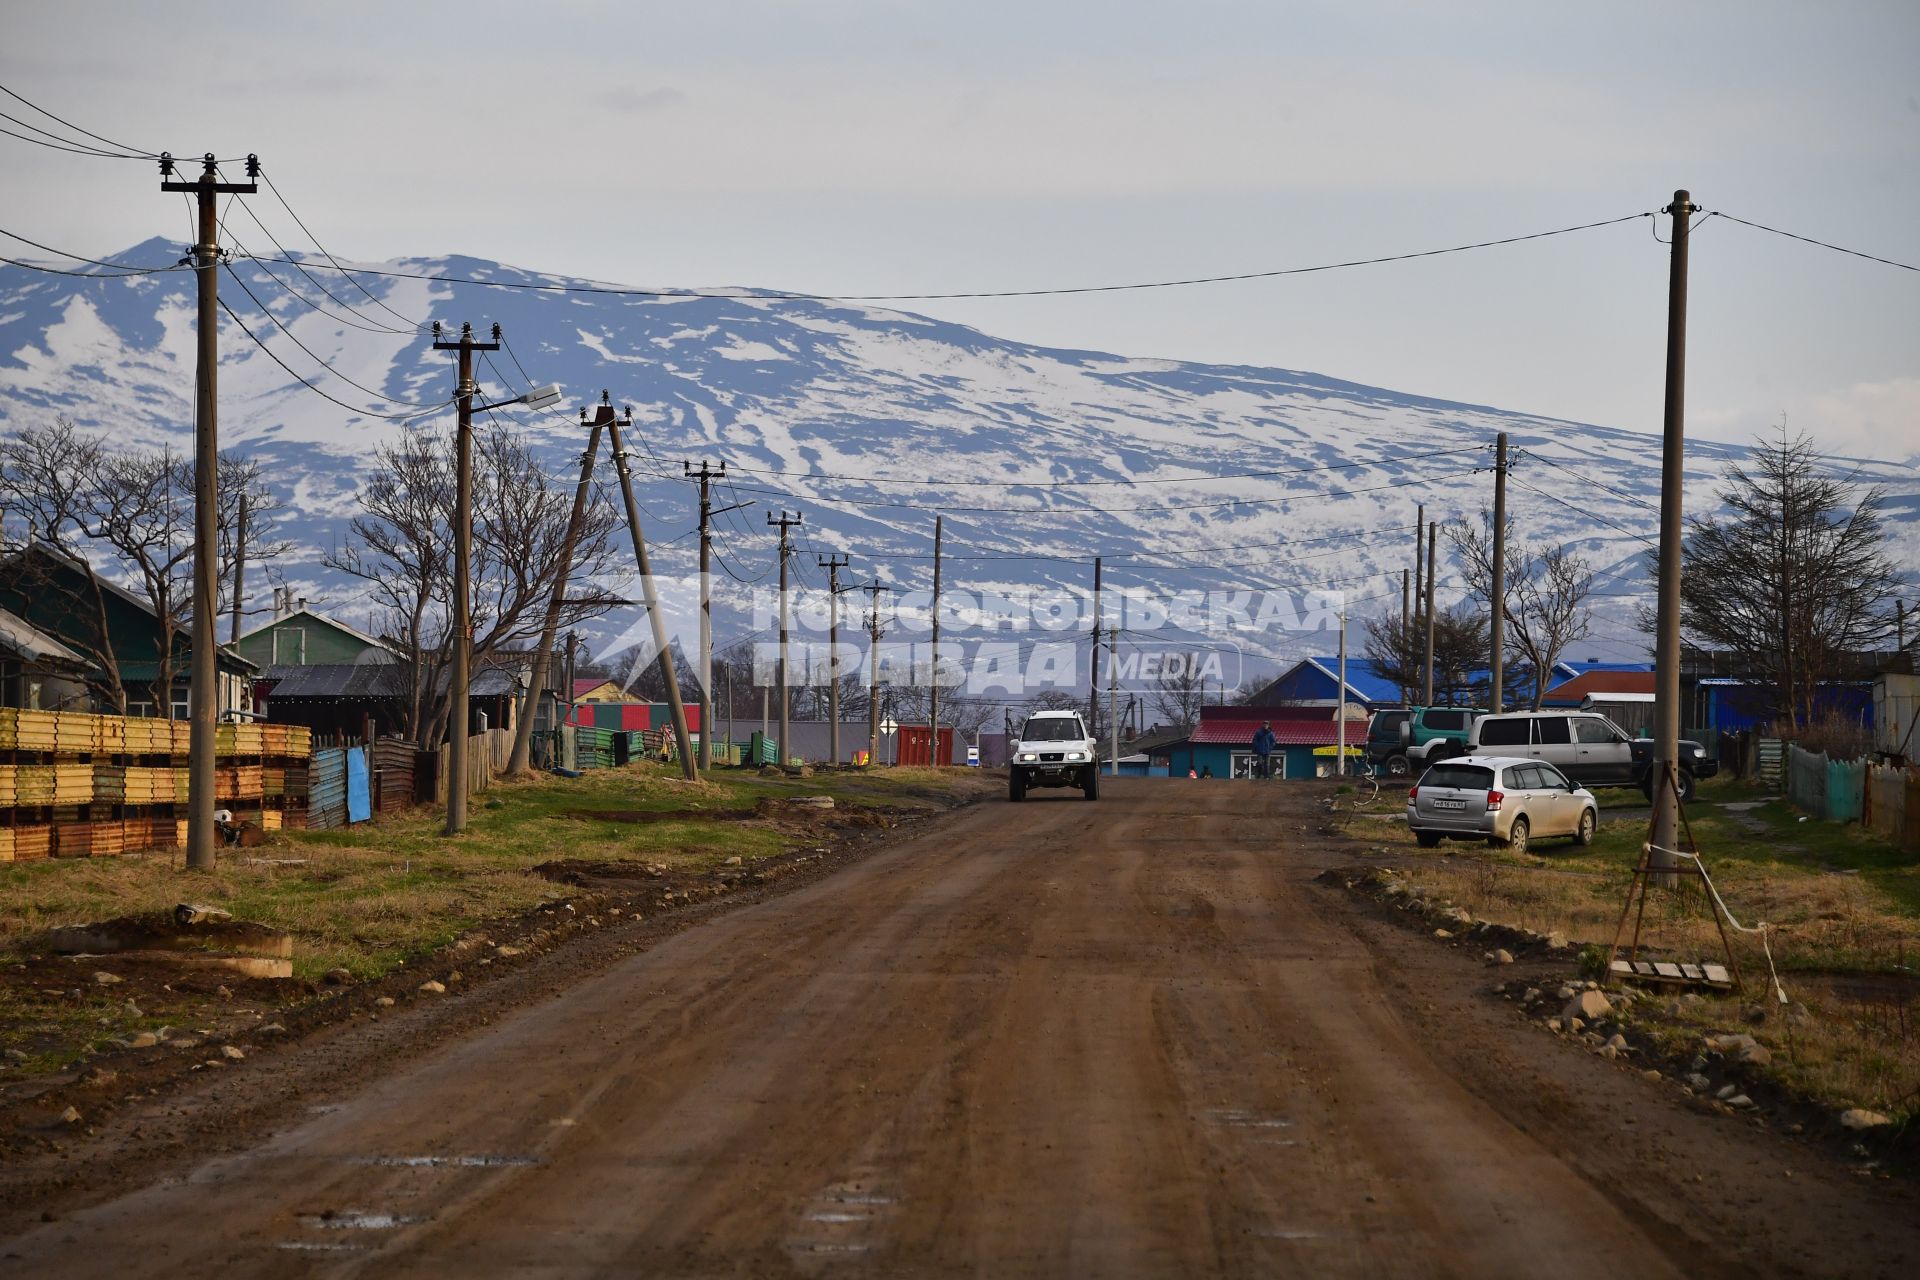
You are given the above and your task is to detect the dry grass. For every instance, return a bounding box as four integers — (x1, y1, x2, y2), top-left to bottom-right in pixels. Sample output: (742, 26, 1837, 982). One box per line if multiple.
(1341, 777, 1920, 1116)
(0, 763, 991, 980)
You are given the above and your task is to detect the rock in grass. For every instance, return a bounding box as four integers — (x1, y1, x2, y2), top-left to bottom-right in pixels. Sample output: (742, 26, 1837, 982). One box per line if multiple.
(1493, 949, 1514, 965)
(1840, 1108, 1892, 1131)
(373, 996, 395, 1008)
(418, 980, 446, 995)
(93, 971, 122, 986)
(1562, 990, 1612, 1023)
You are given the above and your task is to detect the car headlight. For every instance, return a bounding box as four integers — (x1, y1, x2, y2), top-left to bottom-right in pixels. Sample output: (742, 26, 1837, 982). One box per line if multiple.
(1017, 751, 1037, 762)
(1066, 751, 1087, 762)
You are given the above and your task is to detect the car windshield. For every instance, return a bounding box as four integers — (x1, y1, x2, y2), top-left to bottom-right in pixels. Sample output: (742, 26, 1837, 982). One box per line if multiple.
(1423, 764, 1495, 790)
(1021, 718, 1083, 741)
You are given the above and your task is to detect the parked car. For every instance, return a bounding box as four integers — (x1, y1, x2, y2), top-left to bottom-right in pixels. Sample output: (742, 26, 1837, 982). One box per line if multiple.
(1392, 705, 1487, 773)
(1406, 755, 1599, 853)
(1008, 710, 1099, 802)
(1365, 709, 1411, 773)
(1467, 710, 1716, 800)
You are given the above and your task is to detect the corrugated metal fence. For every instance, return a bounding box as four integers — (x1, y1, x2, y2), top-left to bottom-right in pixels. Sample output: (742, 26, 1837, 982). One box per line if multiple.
(1787, 744, 1919, 852)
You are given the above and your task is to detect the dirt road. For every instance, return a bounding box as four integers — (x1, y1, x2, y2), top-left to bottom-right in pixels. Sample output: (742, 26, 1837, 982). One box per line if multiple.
(5, 779, 1914, 1276)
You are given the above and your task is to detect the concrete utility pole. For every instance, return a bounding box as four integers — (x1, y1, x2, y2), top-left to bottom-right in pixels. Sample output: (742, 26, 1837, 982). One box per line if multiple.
(929, 515, 944, 765)
(1490, 431, 1509, 712)
(508, 399, 606, 776)
(768, 510, 802, 767)
(1108, 625, 1120, 775)
(607, 410, 696, 779)
(1650, 190, 1697, 872)
(1423, 523, 1438, 706)
(684, 460, 736, 771)
(429, 321, 500, 835)
(228, 490, 248, 645)
(864, 580, 890, 767)
(1413, 502, 1425, 627)
(1090, 555, 1102, 732)
(161, 151, 255, 871)
(820, 553, 848, 764)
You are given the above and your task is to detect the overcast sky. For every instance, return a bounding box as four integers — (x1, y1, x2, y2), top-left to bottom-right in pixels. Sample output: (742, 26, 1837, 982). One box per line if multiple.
(4, 0, 1916, 460)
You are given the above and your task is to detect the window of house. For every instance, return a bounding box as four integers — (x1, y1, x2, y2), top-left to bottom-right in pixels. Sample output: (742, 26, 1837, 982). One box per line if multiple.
(273, 627, 307, 665)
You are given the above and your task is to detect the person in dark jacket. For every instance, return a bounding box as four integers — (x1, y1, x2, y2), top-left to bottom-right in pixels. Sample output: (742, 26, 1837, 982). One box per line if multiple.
(1251, 722, 1277, 779)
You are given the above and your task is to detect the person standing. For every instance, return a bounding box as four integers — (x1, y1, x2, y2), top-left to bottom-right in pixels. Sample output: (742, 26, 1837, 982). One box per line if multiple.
(1252, 721, 1277, 779)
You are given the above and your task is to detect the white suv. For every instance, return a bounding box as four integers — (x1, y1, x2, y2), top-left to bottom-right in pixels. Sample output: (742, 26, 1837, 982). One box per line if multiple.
(1008, 710, 1099, 802)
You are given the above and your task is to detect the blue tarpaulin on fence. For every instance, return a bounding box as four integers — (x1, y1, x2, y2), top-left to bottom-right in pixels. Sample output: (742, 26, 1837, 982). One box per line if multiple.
(346, 746, 372, 824)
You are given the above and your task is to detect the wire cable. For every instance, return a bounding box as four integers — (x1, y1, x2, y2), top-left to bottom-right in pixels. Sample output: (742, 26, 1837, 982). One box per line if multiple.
(257, 165, 427, 329)
(1716, 211, 1918, 274)
(1506, 474, 1655, 547)
(0, 226, 185, 275)
(0, 81, 160, 157)
(230, 211, 1656, 304)
(215, 294, 451, 422)
(1516, 448, 1658, 513)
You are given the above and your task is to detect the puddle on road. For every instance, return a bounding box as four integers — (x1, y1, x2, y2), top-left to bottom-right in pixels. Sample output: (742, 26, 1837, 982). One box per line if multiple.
(300, 1211, 428, 1230)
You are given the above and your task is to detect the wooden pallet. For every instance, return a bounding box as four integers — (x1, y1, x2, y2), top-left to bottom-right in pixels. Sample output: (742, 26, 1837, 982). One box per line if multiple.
(1608, 958, 1734, 990)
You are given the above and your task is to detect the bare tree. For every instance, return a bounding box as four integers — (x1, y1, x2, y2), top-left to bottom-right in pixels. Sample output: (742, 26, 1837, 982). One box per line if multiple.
(1151, 656, 1207, 731)
(1361, 607, 1489, 707)
(1644, 425, 1903, 728)
(326, 423, 624, 744)
(1450, 511, 1595, 709)
(215, 451, 293, 626)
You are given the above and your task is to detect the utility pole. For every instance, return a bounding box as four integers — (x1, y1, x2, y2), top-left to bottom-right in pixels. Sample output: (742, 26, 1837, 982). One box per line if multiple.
(820, 553, 848, 764)
(429, 321, 500, 835)
(1650, 190, 1697, 872)
(768, 510, 802, 767)
(684, 460, 737, 771)
(864, 580, 890, 767)
(508, 398, 606, 776)
(929, 515, 944, 765)
(1108, 625, 1120, 775)
(228, 489, 248, 645)
(1423, 523, 1438, 706)
(1490, 431, 1509, 712)
(607, 409, 697, 778)
(1401, 568, 1410, 634)
(1090, 555, 1103, 733)
(161, 151, 256, 871)
(1337, 605, 1348, 775)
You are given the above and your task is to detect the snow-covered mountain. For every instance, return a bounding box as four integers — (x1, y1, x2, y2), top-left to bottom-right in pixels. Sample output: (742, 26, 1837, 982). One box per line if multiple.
(3, 238, 1914, 684)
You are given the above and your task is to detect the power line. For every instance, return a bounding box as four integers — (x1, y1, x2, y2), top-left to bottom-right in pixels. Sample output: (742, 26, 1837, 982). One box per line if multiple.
(1516, 448, 1658, 512)
(220, 260, 448, 409)
(257, 165, 427, 330)
(0, 81, 159, 157)
(1716, 210, 1919, 274)
(229, 211, 1655, 303)
(1506, 474, 1655, 547)
(0, 117, 149, 160)
(707, 444, 1488, 488)
(719, 464, 1489, 515)
(0, 226, 184, 275)
(214, 293, 449, 422)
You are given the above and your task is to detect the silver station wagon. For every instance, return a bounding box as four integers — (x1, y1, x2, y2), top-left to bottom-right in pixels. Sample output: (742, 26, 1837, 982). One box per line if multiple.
(1406, 755, 1599, 853)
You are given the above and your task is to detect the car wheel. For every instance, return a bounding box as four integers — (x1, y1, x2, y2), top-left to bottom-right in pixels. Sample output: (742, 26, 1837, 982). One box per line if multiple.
(1385, 754, 1410, 777)
(1504, 816, 1530, 854)
(1008, 771, 1025, 802)
(1414, 830, 1443, 848)
(1674, 769, 1696, 802)
(1574, 808, 1597, 847)
(1083, 766, 1099, 801)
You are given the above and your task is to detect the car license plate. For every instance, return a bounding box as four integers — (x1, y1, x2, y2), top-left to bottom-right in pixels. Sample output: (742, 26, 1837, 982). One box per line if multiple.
(1433, 798, 1466, 810)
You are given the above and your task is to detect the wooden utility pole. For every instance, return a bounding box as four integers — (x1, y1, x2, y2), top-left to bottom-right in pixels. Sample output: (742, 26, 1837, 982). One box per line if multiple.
(1650, 189, 1697, 871)
(1107, 625, 1120, 774)
(1423, 522, 1437, 706)
(429, 321, 500, 835)
(820, 553, 848, 764)
(1090, 555, 1103, 732)
(161, 151, 255, 871)
(684, 460, 732, 771)
(228, 490, 248, 645)
(1490, 431, 1509, 712)
(929, 515, 944, 764)
(508, 398, 606, 776)
(864, 580, 889, 766)
(607, 410, 696, 779)
(1401, 568, 1410, 634)
(768, 510, 802, 767)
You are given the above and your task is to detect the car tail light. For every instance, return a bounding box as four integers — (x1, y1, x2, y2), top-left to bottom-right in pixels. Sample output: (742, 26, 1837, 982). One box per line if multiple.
(1486, 789, 1503, 812)
(1407, 785, 1418, 801)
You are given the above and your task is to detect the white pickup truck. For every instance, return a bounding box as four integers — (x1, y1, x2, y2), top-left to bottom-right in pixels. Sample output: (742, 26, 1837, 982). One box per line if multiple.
(1008, 710, 1100, 802)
